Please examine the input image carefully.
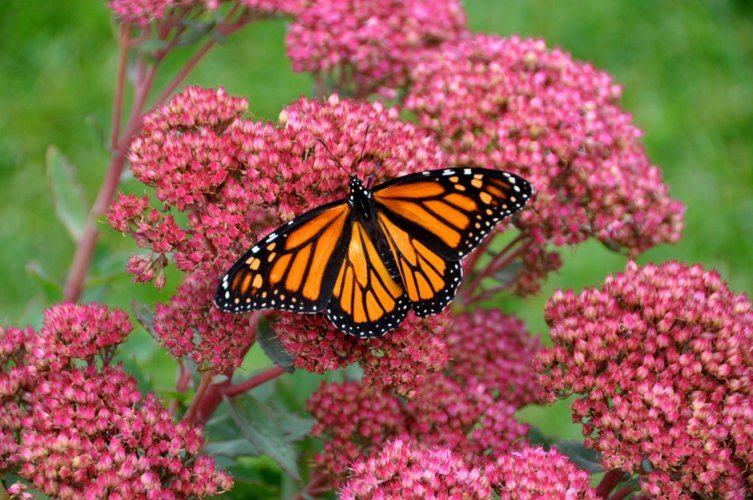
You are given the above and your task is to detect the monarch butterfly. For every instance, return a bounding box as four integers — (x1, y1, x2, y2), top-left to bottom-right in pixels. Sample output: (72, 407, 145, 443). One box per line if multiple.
(215, 160, 532, 337)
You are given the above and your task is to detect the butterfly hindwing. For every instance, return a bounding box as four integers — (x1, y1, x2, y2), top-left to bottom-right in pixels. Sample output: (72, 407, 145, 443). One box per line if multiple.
(325, 220, 410, 337)
(215, 201, 351, 314)
(373, 167, 531, 314)
(376, 210, 463, 317)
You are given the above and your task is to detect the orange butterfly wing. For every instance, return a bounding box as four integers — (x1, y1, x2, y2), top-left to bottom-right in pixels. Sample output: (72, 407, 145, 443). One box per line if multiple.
(325, 221, 410, 337)
(216, 167, 532, 337)
(373, 167, 532, 316)
(215, 201, 351, 313)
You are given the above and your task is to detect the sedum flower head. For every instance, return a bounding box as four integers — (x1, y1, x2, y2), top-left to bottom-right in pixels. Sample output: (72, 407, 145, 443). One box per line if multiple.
(307, 381, 408, 482)
(0, 304, 231, 497)
(487, 445, 597, 499)
(407, 35, 684, 294)
(446, 309, 541, 408)
(405, 373, 527, 466)
(276, 311, 449, 396)
(308, 373, 528, 483)
(339, 439, 491, 499)
(108, 0, 218, 26)
(286, 0, 468, 97)
(112, 89, 448, 278)
(111, 88, 449, 376)
(536, 261, 753, 496)
(153, 272, 256, 373)
(17, 365, 232, 498)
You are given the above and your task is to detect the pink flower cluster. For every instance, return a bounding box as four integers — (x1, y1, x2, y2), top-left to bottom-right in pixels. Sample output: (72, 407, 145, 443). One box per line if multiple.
(109, 0, 178, 26)
(286, 0, 468, 97)
(446, 309, 541, 407)
(19, 366, 231, 498)
(276, 311, 449, 396)
(406, 35, 684, 294)
(486, 445, 598, 499)
(307, 374, 527, 483)
(108, 0, 219, 26)
(110, 87, 449, 373)
(238, 0, 302, 16)
(111, 88, 447, 278)
(536, 261, 753, 496)
(405, 374, 527, 464)
(304, 308, 542, 486)
(339, 441, 597, 499)
(0, 303, 231, 497)
(154, 274, 257, 373)
(339, 440, 491, 499)
(307, 382, 407, 482)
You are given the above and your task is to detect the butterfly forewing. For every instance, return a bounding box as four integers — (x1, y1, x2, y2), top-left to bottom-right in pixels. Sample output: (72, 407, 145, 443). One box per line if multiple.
(372, 167, 532, 315)
(373, 167, 532, 260)
(325, 221, 411, 337)
(215, 201, 351, 314)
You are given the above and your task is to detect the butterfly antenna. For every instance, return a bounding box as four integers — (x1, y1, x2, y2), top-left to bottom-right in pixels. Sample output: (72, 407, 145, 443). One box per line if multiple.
(357, 123, 372, 166)
(314, 138, 350, 178)
(353, 123, 374, 181)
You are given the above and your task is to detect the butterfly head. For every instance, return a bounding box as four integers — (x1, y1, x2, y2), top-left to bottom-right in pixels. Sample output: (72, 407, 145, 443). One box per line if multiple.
(348, 175, 370, 196)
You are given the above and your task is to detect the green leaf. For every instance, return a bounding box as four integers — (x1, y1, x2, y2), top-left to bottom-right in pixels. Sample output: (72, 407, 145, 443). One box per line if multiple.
(87, 251, 131, 288)
(204, 438, 261, 458)
(277, 411, 314, 443)
(131, 300, 158, 339)
(256, 317, 296, 373)
(118, 353, 154, 395)
(85, 114, 107, 150)
(137, 38, 169, 56)
(552, 441, 604, 473)
(46, 145, 88, 241)
(25, 261, 62, 302)
(176, 19, 216, 47)
(226, 394, 302, 480)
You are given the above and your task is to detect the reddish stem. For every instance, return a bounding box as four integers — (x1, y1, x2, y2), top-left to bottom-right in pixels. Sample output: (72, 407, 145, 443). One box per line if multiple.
(183, 372, 214, 424)
(63, 12, 244, 302)
(155, 5, 247, 106)
(595, 469, 626, 498)
(293, 472, 330, 500)
(62, 61, 156, 302)
(460, 234, 525, 305)
(466, 281, 514, 304)
(463, 233, 494, 276)
(608, 486, 634, 500)
(186, 365, 283, 427)
(63, 8, 260, 302)
(110, 25, 129, 150)
(183, 311, 274, 427)
(156, 39, 215, 105)
(225, 366, 286, 398)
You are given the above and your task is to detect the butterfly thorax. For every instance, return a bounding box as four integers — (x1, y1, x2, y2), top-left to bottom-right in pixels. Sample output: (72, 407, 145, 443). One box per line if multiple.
(348, 176, 375, 221)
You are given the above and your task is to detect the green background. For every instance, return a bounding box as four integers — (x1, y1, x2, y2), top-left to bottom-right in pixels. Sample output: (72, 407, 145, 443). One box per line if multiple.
(1, 0, 751, 470)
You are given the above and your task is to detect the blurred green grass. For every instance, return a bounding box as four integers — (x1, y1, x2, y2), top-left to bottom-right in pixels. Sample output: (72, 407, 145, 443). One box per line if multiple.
(1, 0, 751, 442)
